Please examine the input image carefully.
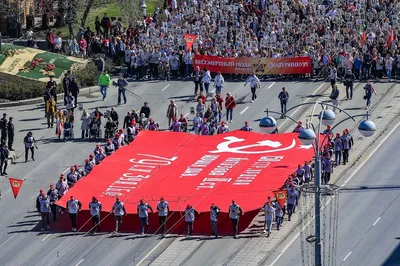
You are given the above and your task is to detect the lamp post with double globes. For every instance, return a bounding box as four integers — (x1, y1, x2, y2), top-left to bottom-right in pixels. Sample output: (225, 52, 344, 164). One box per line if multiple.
(259, 102, 376, 266)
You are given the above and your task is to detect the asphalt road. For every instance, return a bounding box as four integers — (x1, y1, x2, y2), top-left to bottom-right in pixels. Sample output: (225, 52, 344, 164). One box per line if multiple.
(270, 125, 400, 266)
(0, 78, 326, 266)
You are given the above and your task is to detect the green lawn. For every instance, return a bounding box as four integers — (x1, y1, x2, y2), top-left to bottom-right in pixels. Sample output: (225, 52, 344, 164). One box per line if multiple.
(56, 0, 163, 38)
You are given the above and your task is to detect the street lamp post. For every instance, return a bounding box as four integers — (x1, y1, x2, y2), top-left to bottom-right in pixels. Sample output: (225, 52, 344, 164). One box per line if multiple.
(139, 0, 147, 16)
(260, 102, 376, 266)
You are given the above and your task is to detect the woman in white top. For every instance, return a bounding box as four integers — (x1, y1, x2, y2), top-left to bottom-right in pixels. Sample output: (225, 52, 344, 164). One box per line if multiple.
(80, 109, 91, 139)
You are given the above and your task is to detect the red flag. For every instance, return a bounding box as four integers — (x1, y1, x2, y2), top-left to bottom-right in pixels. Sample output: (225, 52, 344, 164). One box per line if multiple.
(184, 34, 197, 52)
(8, 178, 24, 199)
(273, 190, 287, 209)
(386, 29, 394, 48)
(360, 31, 367, 46)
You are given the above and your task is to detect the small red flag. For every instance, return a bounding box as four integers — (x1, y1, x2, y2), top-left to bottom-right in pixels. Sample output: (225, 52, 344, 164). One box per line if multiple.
(360, 31, 367, 46)
(386, 29, 394, 49)
(273, 189, 288, 209)
(9, 178, 24, 199)
(184, 34, 197, 52)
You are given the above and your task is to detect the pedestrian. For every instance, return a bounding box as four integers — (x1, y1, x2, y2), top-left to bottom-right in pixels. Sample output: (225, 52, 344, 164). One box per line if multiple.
(196, 99, 206, 118)
(36, 189, 45, 212)
(278, 87, 289, 118)
(89, 196, 102, 234)
(202, 67, 211, 95)
(217, 121, 229, 134)
(112, 197, 127, 233)
(69, 76, 79, 105)
(385, 54, 394, 82)
(193, 66, 203, 96)
(286, 186, 298, 221)
(329, 64, 337, 87)
(0, 142, 9, 176)
(55, 174, 69, 200)
(6, 117, 14, 151)
(62, 72, 70, 105)
(263, 201, 275, 237)
(0, 113, 7, 143)
(334, 133, 343, 166)
(302, 161, 313, 184)
(341, 130, 350, 165)
(166, 100, 178, 128)
(98, 70, 111, 101)
(295, 164, 305, 185)
(363, 81, 376, 109)
(23, 131, 37, 162)
(240, 121, 252, 131)
(47, 184, 58, 221)
(330, 85, 340, 113)
(184, 204, 198, 237)
(225, 92, 236, 123)
(45, 96, 56, 128)
(214, 72, 224, 96)
(66, 195, 82, 232)
(244, 73, 261, 103)
(229, 200, 243, 238)
(210, 203, 220, 238)
(39, 193, 51, 231)
(137, 199, 154, 234)
(114, 74, 128, 105)
(293, 121, 303, 133)
(345, 128, 354, 149)
(157, 197, 169, 234)
(344, 69, 356, 100)
(275, 201, 283, 230)
(322, 154, 333, 184)
(80, 109, 91, 139)
(139, 102, 151, 119)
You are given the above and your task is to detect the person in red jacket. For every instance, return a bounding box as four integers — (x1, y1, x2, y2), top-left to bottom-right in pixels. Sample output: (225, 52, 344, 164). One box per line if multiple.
(225, 92, 236, 123)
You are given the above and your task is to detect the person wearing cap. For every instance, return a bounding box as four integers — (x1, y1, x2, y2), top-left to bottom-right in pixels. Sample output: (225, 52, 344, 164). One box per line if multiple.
(112, 197, 127, 233)
(166, 100, 178, 128)
(6, 116, 14, 151)
(202, 67, 211, 95)
(240, 121, 252, 131)
(334, 133, 343, 166)
(184, 204, 199, 237)
(178, 114, 188, 132)
(210, 203, 221, 238)
(293, 121, 303, 133)
(67, 166, 78, 187)
(275, 201, 284, 231)
(95, 148, 106, 165)
(66, 196, 82, 232)
(137, 199, 154, 234)
(105, 139, 115, 155)
(47, 184, 58, 221)
(217, 121, 229, 134)
(345, 128, 354, 149)
(229, 200, 243, 238)
(170, 117, 181, 132)
(127, 121, 136, 142)
(45, 96, 56, 128)
(322, 153, 333, 184)
(287, 186, 298, 221)
(278, 87, 289, 118)
(118, 129, 127, 145)
(225, 92, 236, 123)
(89, 196, 102, 234)
(244, 73, 261, 103)
(215, 93, 224, 123)
(94, 143, 101, 155)
(98, 70, 111, 101)
(323, 125, 332, 135)
(262, 201, 275, 237)
(0, 113, 7, 143)
(23, 131, 36, 162)
(55, 174, 69, 199)
(214, 72, 225, 95)
(192, 113, 201, 134)
(302, 161, 313, 184)
(36, 189, 45, 212)
(140, 102, 151, 119)
(0, 142, 9, 176)
(131, 108, 139, 124)
(89, 154, 96, 166)
(84, 158, 93, 174)
(344, 68, 356, 100)
(200, 118, 210, 135)
(39, 192, 51, 231)
(157, 197, 170, 234)
(341, 130, 351, 165)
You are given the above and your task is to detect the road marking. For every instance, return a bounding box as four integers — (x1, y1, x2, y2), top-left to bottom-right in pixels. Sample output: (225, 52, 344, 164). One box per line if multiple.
(184, 112, 190, 118)
(372, 217, 381, 226)
(279, 83, 326, 130)
(240, 106, 249, 115)
(211, 88, 216, 93)
(162, 84, 170, 92)
(343, 251, 352, 262)
(0, 236, 12, 249)
(269, 119, 400, 266)
(41, 233, 51, 242)
(267, 82, 276, 89)
(75, 259, 84, 266)
(136, 238, 166, 266)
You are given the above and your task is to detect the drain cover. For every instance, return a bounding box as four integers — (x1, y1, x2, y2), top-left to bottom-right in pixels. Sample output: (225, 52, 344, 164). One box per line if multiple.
(376, 116, 383, 119)
(386, 105, 393, 108)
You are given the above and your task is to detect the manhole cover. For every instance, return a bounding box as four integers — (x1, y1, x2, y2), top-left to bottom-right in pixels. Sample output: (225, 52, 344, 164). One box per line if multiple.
(386, 105, 393, 108)
(376, 116, 383, 119)
(358, 137, 363, 140)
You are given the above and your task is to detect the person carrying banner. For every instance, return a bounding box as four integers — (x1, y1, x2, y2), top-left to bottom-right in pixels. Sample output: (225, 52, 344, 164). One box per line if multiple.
(287, 186, 298, 221)
(39, 192, 51, 231)
(184, 204, 198, 237)
(89, 196, 102, 234)
(47, 184, 58, 221)
(66, 195, 82, 232)
(275, 201, 284, 230)
(137, 199, 154, 234)
(210, 203, 220, 238)
(263, 201, 275, 237)
(244, 73, 261, 103)
(229, 200, 243, 239)
(112, 197, 127, 233)
(157, 197, 170, 234)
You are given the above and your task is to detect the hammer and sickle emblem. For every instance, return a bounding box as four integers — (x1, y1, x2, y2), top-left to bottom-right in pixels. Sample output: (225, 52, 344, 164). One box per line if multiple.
(209, 136, 296, 154)
(13, 181, 20, 187)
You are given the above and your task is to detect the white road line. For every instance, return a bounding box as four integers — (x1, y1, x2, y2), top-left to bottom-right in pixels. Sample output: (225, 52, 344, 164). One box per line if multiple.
(74, 259, 84, 266)
(41, 233, 51, 242)
(343, 251, 352, 262)
(267, 82, 276, 89)
(162, 84, 170, 92)
(279, 83, 326, 130)
(136, 238, 166, 266)
(210, 88, 216, 93)
(184, 112, 190, 118)
(240, 106, 249, 115)
(0, 237, 12, 249)
(372, 217, 381, 226)
(269, 119, 400, 266)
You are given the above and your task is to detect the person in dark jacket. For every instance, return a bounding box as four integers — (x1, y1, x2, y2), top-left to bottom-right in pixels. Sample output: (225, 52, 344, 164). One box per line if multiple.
(344, 69, 356, 100)
(47, 75, 57, 103)
(140, 102, 151, 118)
(7, 117, 14, 151)
(62, 72, 70, 105)
(0, 142, 9, 175)
(69, 76, 79, 105)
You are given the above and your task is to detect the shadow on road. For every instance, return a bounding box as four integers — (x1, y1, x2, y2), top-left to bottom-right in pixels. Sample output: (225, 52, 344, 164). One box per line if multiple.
(340, 185, 400, 193)
(382, 241, 400, 266)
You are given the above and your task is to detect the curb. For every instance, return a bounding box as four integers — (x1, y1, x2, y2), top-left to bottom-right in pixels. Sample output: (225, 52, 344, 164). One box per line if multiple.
(0, 86, 99, 108)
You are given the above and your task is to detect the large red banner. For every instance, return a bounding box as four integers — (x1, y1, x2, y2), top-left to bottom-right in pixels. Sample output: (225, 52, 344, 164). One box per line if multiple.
(193, 54, 312, 75)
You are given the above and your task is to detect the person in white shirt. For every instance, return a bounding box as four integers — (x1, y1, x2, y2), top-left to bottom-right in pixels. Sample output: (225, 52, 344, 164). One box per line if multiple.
(202, 67, 212, 95)
(125, 46, 133, 74)
(214, 72, 224, 95)
(112, 197, 127, 233)
(229, 200, 243, 238)
(184, 51, 193, 78)
(210, 203, 220, 238)
(385, 54, 394, 81)
(184, 204, 198, 236)
(263, 201, 275, 237)
(89, 196, 102, 234)
(244, 73, 261, 103)
(157, 197, 170, 233)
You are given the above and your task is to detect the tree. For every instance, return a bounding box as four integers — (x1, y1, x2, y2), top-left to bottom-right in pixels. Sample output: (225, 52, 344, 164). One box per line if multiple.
(116, 0, 142, 26)
(65, 0, 78, 38)
(55, 0, 67, 27)
(80, 0, 94, 28)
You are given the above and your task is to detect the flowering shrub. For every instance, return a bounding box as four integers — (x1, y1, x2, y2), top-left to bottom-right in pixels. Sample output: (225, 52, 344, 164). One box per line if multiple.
(44, 63, 55, 72)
